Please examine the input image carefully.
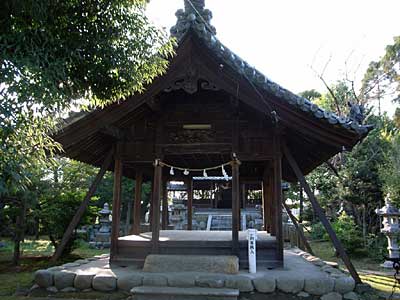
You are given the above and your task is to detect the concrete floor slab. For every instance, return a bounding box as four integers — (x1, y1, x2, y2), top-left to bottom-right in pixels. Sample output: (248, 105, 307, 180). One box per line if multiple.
(118, 230, 274, 242)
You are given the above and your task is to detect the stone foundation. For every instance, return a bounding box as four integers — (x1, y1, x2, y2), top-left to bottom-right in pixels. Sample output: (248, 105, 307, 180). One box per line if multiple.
(33, 249, 370, 300)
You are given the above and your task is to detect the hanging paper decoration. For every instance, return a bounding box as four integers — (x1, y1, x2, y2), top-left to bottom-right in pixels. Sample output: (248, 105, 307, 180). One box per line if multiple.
(222, 165, 229, 181)
(159, 160, 234, 179)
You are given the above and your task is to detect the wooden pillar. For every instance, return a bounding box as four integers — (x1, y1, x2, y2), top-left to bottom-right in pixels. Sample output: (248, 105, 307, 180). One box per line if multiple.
(262, 169, 269, 232)
(110, 155, 123, 260)
(149, 179, 153, 231)
(241, 184, 246, 209)
(51, 149, 113, 262)
(282, 143, 361, 283)
(162, 179, 168, 230)
(273, 134, 283, 262)
(231, 157, 240, 254)
(268, 169, 276, 236)
(151, 159, 162, 252)
(186, 178, 193, 230)
(131, 170, 142, 235)
(125, 194, 132, 236)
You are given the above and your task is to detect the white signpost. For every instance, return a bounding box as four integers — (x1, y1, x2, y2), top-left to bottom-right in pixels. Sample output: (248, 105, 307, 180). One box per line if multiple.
(248, 228, 257, 273)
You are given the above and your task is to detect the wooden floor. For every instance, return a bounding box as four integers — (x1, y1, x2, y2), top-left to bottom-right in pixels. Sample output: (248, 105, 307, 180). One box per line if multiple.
(114, 230, 281, 269)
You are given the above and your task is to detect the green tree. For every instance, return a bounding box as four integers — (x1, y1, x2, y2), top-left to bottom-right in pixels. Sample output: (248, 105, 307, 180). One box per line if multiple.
(362, 36, 400, 105)
(0, 0, 174, 264)
(340, 115, 393, 236)
(379, 129, 400, 203)
(0, 0, 174, 196)
(299, 89, 322, 102)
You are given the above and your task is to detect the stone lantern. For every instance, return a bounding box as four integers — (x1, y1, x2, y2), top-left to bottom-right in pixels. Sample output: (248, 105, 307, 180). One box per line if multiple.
(98, 203, 112, 234)
(90, 203, 112, 249)
(170, 197, 187, 230)
(376, 194, 400, 268)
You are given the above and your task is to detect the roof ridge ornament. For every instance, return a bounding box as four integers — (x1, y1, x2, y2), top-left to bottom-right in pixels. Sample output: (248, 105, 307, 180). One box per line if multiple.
(170, 0, 216, 40)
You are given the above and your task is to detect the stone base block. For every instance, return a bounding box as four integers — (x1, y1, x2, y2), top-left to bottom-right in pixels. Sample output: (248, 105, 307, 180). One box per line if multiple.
(143, 255, 239, 274)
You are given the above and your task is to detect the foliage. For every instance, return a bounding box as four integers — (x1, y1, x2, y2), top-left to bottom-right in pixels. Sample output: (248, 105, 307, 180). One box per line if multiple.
(324, 212, 364, 256)
(379, 132, 400, 203)
(309, 223, 327, 240)
(0, 0, 174, 109)
(299, 89, 322, 102)
(39, 190, 99, 254)
(340, 115, 395, 234)
(0, 0, 174, 197)
(0, 0, 174, 262)
(306, 164, 340, 217)
(362, 36, 400, 104)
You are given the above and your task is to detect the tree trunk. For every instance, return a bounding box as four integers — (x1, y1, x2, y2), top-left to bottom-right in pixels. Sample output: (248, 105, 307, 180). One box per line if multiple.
(12, 199, 27, 266)
(362, 204, 367, 246)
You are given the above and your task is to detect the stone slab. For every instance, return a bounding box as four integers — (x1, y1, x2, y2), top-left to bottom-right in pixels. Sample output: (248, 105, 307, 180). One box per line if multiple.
(253, 276, 276, 293)
(118, 274, 143, 291)
(304, 276, 335, 295)
(54, 271, 75, 290)
(143, 254, 239, 274)
(131, 286, 239, 297)
(142, 274, 168, 286)
(74, 273, 94, 290)
(34, 270, 53, 288)
(92, 274, 117, 291)
(225, 275, 254, 292)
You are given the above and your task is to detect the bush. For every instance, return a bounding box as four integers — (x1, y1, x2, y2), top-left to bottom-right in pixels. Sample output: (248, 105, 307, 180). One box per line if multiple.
(310, 223, 327, 240)
(324, 212, 364, 256)
(365, 233, 387, 261)
(39, 191, 99, 257)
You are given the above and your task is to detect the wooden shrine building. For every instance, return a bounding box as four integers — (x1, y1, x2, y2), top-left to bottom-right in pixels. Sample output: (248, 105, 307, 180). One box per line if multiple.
(53, 0, 371, 273)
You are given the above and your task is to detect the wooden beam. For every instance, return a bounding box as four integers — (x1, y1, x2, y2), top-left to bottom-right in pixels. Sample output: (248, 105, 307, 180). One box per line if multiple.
(273, 134, 283, 262)
(186, 178, 193, 231)
(110, 154, 123, 260)
(51, 149, 113, 262)
(162, 179, 168, 230)
(131, 170, 143, 235)
(283, 202, 314, 255)
(282, 143, 362, 284)
(100, 125, 125, 140)
(231, 157, 240, 255)
(151, 159, 162, 252)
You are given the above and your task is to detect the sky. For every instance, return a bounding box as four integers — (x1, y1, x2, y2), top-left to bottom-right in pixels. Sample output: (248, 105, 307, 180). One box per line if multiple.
(146, 0, 400, 116)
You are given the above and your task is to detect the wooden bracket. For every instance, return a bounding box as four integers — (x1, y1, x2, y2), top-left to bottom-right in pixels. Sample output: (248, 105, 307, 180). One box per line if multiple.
(51, 148, 114, 262)
(282, 201, 314, 255)
(282, 142, 361, 284)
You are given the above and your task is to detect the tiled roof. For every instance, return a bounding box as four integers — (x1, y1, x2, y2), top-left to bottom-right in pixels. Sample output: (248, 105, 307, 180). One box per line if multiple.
(170, 1, 371, 135)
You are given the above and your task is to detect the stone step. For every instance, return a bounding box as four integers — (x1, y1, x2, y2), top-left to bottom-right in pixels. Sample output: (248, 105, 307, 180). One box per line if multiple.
(131, 286, 239, 300)
(143, 254, 239, 274)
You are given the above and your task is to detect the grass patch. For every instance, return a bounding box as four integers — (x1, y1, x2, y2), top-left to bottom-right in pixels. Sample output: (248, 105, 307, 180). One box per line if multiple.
(310, 240, 400, 295)
(0, 237, 109, 299)
(360, 274, 399, 294)
(72, 239, 109, 258)
(0, 272, 33, 297)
